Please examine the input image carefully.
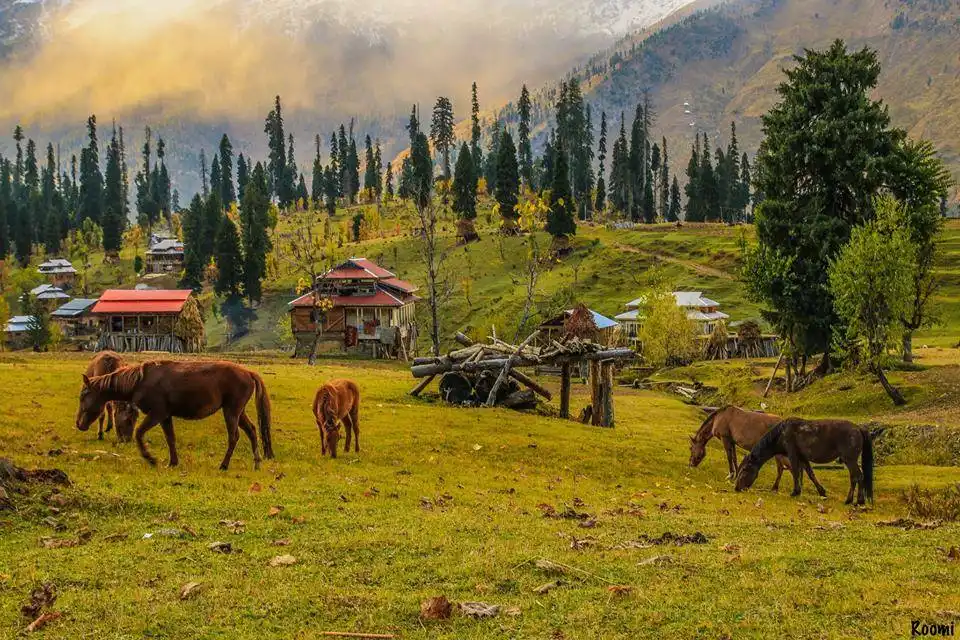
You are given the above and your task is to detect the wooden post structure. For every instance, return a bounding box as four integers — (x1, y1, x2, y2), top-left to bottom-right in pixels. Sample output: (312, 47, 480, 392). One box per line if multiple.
(763, 351, 784, 398)
(601, 361, 615, 428)
(559, 363, 572, 419)
(589, 360, 602, 426)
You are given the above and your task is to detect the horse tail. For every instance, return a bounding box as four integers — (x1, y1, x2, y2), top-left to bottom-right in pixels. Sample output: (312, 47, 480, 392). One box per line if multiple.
(861, 428, 874, 504)
(253, 373, 274, 459)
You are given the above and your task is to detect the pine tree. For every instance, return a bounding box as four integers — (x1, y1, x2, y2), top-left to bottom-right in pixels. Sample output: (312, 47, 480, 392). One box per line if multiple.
(329, 133, 340, 196)
(452, 142, 476, 221)
(119, 127, 130, 221)
(297, 173, 308, 205)
(78, 116, 103, 226)
(13, 126, 24, 190)
(659, 137, 670, 223)
(725, 122, 741, 221)
(180, 194, 205, 290)
(136, 127, 158, 228)
(219, 134, 235, 208)
(312, 137, 325, 206)
(237, 154, 249, 203)
(287, 132, 300, 207)
(739, 152, 752, 219)
(609, 115, 631, 214)
(156, 137, 172, 219)
(324, 165, 337, 215)
(470, 83, 483, 187)
(42, 143, 65, 253)
(373, 141, 383, 200)
(684, 138, 701, 222)
(410, 132, 433, 210)
(209, 153, 222, 211)
(201, 193, 223, 268)
(628, 103, 645, 221)
(430, 96, 455, 180)
(700, 134, 719, 221)
(668, 176, 681, 223)
(347, 129, 360, 204)
(385, 161, 394, 200)
(642, 141, 655, 224)
(264, 96, 289, 204)
(518, 84, 533, 189)
(483, 120, 501, 195)
(199, 148, 209, 198)
(595, 111, 607, 212)
(214, 215, 243, 297)
(0, 159, 11, 258)
(240, 162, 272, 304)
(547, 134, 576, 239)
(102, 125, 125, 253)
(714, 146, 729, 222)
(495, 131, 520, 230)
(363, 134, 377, 198)
(407, 105, 420, 146)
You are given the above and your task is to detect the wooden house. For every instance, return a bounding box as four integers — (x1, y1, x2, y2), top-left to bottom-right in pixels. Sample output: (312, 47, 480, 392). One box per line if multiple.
(4, 315, 34, 349)
(288, 258, 419, 359)
(23, 284, 71, 310)
(51, 298, 99, 337)
(538, 308, 621, 347)
(615, 291, 731, 343)
(38, 259, 78, 289)
(90, 289, 200, 353)
(145, 237, 185, 274)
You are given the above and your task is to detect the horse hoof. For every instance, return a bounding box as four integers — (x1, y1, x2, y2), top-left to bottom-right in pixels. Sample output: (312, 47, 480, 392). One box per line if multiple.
(98, 434, 104, 441)
(219, 464, 229, 471)
(790, 491, 800, 498)
(818, 491, 828, 498)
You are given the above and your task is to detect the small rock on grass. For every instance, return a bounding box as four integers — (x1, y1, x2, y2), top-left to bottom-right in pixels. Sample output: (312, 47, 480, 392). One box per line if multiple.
(268, 554, 297, 567)
(459, 602, 501, 619)
(208, 541, 233, 554)
(179, 582, 203, 600)
(420, 596, 452, 620)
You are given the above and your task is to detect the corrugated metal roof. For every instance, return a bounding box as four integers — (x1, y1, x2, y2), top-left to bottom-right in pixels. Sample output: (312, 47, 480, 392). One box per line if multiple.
(290, 290, 410, 309)
(92, 289, 192, 315)
(28, 284, 70, 300)
(52, 298, 99, 318)
(147, 239, 184, 254)
(5, 316, 35, 333)
(380, 277, 418, 293)
(38, 258, 78, 274)
(568, 309, 619, 330)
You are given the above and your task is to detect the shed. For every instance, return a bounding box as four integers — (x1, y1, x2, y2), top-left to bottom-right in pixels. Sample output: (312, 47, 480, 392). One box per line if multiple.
(4, 315, 35, 349)
(538, 308, 620, 347)
(145, 237, 185, 274)
(52, 298, 100, 337)
(91, 289, 200, 353)
(38, 258, 78, 289)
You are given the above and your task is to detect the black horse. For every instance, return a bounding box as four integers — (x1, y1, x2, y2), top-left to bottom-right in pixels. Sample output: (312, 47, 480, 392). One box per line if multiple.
(734, 417, 873, 505)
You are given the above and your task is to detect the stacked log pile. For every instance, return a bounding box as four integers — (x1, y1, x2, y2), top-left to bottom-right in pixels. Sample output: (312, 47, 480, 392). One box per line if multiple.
(410, 330, 634, 425)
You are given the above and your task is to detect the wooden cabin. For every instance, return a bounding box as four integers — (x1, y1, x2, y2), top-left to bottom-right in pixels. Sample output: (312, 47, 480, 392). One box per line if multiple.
(90, 289, 200, 353)
(51, 298, 99, 337)
(538, 308, 621, 347)
(4, 316, 35, 349)
(288, 258, 419, 359)
(145, 237, 185, 274)
(37, 259, 78, 290)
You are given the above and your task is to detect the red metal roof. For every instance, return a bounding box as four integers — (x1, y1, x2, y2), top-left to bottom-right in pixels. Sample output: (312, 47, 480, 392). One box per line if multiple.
(322, 258, 396, 281)
(92, 289, 192, 315)
(290, 290, 408, 308)
(380, 277, 418, 293)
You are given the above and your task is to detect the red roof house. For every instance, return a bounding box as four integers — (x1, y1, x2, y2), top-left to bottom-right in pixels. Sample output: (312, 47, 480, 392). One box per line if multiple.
(91, 289, 200, 353)
(288, 258, 419, 359)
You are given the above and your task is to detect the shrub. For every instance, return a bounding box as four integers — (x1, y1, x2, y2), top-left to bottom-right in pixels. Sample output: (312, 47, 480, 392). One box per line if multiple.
(900, 484, 960, 522)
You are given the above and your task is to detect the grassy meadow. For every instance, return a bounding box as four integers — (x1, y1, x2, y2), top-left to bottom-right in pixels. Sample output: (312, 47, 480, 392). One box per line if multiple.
(2, 352, 960, 638)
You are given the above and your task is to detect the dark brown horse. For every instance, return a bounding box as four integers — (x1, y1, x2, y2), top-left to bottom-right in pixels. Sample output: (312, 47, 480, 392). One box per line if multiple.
(76, 360, 273, 470)
(735, 418, 874, 505)
(688, 406, 790, 490)
(313, 379, 360, 458)
(85, 351, 139, 442)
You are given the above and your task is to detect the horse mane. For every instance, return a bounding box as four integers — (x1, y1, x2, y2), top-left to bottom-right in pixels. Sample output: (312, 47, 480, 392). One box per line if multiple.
(90, 363, 145, 395)
(751, 420, 787, 459)
(693, 408, 721, 442)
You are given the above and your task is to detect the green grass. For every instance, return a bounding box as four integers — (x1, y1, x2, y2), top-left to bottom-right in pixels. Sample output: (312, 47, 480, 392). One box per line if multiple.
(2, 352, 959, 638)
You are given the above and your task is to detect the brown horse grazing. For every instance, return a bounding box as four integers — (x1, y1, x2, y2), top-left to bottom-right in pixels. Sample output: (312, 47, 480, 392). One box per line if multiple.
(688, 406, 790, 490)
(735, 418, 874, 505)
(75, 360, 274, 470)
(85, 351, 139, 442)
(313, 380, 360, 458)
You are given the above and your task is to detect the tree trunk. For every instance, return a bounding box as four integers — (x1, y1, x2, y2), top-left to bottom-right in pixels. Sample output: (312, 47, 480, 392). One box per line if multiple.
(872, 365, 906, 406)
(902, 331, 914, 364)
(559, 363, 572, 419)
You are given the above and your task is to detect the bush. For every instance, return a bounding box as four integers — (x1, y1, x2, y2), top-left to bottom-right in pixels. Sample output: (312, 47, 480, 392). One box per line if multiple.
(717, 364, 753, 407)
(638, 290, 700, 368)
(900, 484, 960, 522)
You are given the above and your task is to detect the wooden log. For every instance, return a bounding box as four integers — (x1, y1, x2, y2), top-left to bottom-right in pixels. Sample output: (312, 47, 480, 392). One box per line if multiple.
(763, 351, 784, 398)
(583, 349, 637, 361)
(448, 344, 483, 360)
(455, 332, 474, 347)
(500, 389, 537, 409)
(411, 358, 518, 378)
(412, 357, 440, 366)
(486, 331, 540, 407)
(409, 375, 436, 397)
(589, 360, 602, 426)
(601, 362, 615, 428)
(559, 362, 572, 419)
(509, 369, 552, 401)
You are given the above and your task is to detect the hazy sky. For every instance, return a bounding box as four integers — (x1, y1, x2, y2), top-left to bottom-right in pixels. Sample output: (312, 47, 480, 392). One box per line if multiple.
(0, 0, 689, 127)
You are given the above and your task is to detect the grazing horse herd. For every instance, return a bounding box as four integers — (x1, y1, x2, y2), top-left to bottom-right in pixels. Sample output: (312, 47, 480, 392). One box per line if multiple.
(73, 353, 874, 504)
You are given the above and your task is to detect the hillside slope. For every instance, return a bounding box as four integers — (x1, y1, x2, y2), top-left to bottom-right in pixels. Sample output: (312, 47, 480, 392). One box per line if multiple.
(513, 0, 960, 198)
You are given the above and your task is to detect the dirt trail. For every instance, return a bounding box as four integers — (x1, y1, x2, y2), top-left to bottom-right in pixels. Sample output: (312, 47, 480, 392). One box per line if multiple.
(614, 244, 736, 281)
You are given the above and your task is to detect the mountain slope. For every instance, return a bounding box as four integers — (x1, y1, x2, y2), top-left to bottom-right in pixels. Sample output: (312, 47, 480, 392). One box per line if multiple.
(514, 0, 960, 198)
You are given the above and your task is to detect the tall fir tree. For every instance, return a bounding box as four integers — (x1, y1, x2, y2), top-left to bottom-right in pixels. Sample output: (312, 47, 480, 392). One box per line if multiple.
(483, 120, 502, 195)
(240, 162, 272, 304)
(384, 161, 394, 200)
(119, 127, 130, 221)
(324, 164, 337, 215)
(237, 153, 249, 203)
(200, 192, 223, 269)
(700, 134, 719, 221)
(659, 137, 670, 222)
(199, 148, 209, 198)
(684, 138, 702, 222)
(373, 141, 384, 200)
(136, 126, 158, 227)
(180, 194, 205, 290)
(311, 137, 325, 206)
(102, 125, 125, 253)
(209, 153, 222, 209)
(214, 215, 243, 298)
(740, 152, 752, 219)
(346, 127, 360, 204)
(725, 122, 741, 221)
(219, 134, 235, 208)
(78, 116, 103, 226)
(430, 96, 455, 180)
(668, 176, 682, 223)
(0, 159, 10, 258)
(363, 134, 378, 198)
(156, 137, 172, 219)
(494, 131, 520, 230)
(517, 84, 534, 189)
(452, 142, 477, 221)
(264, 96, 290, 205)
(547, 134, 576, 239)
(595, 111, 607, 212)
(470, 82, 483, 188)
(410, 132, 433, 210)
